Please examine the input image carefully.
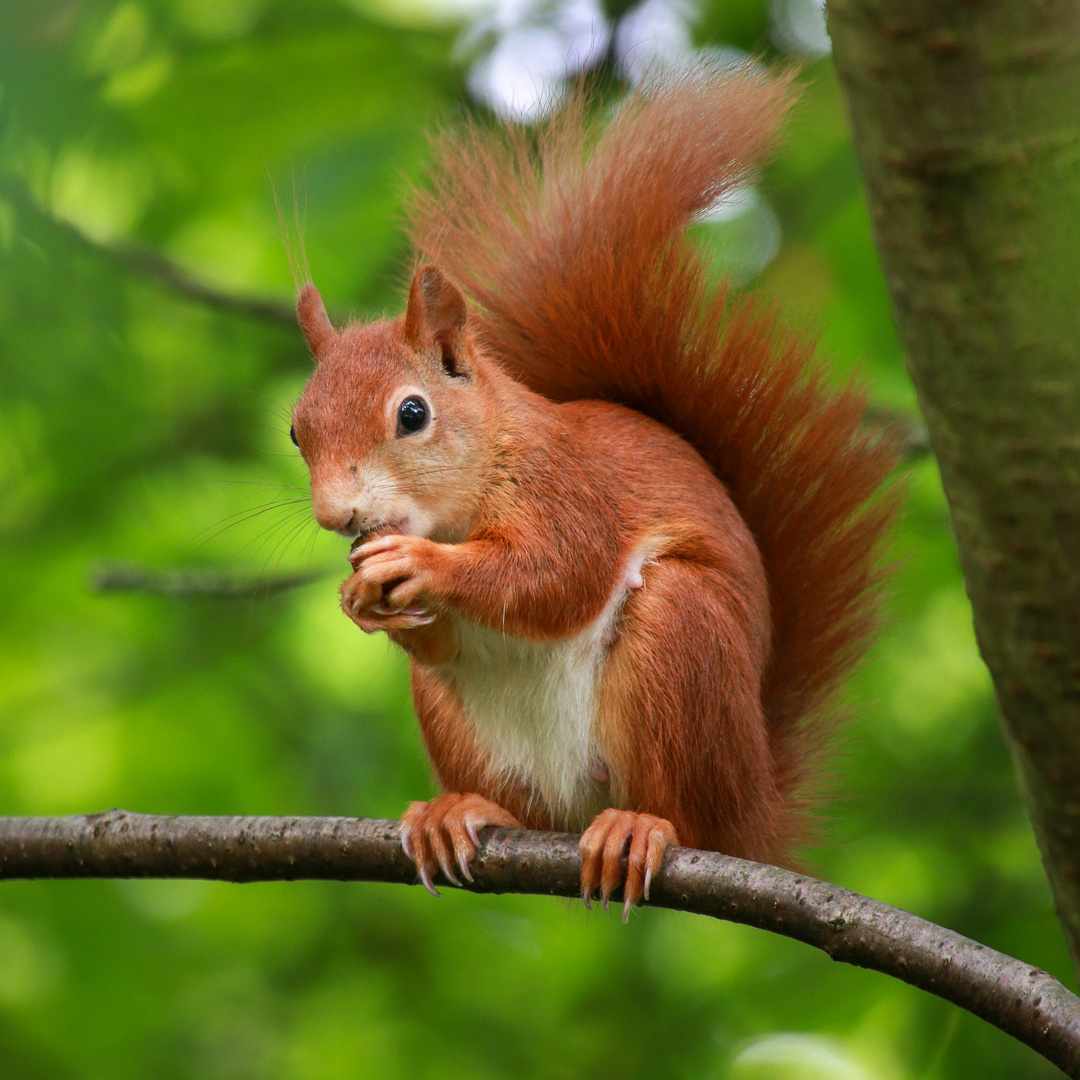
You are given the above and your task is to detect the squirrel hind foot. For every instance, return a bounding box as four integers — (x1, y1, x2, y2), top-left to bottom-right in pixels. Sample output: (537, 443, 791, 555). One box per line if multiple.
(578, 809, 677, 923)
(400, 792, 522, 895)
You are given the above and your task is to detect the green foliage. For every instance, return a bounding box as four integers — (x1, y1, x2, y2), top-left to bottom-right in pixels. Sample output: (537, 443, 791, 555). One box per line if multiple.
(0, 2, 1069, 1077)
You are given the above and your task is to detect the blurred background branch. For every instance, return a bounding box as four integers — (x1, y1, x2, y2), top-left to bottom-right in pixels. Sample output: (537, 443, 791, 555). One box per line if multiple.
(0, 176, 300, 326)
(2, 810, 1078, 1076)
(92, 562, 330, 598)
(88, 410, 926, 603)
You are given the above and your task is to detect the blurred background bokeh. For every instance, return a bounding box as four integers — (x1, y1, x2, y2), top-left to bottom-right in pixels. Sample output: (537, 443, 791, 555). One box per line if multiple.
(0, 2, 1070, 1077)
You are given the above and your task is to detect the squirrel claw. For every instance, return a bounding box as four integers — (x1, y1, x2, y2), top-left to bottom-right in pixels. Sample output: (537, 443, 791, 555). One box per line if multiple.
(418, 865, 441, 898)
(578, 809, 676, 920)
(456, 850, 474, 883)
(437, 856, 461, 888)
(400, 793, 522, 896)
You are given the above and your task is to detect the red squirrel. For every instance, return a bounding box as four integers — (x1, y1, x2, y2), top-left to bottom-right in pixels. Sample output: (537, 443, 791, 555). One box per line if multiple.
(289, 67, 898, 919)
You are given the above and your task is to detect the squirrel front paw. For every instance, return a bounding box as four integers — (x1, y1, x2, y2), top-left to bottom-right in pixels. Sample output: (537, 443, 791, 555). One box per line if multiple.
(400, 793, 522, 896)
(579, 809, 677, 922)
(349, 532, 445, 611)
(340, 569, 435, 631)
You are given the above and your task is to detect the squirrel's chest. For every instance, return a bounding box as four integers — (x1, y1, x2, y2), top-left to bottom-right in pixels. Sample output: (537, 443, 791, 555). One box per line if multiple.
(444, 613, 615, 829)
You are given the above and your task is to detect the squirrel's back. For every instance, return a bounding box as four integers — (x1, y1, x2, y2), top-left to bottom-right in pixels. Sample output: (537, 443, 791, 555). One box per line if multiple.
(406, 65, 899, 845)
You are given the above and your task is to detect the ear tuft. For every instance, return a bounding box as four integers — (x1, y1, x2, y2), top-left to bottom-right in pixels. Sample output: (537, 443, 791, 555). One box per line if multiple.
(404, 265, 469, 375)
(297, 284, 337, 360)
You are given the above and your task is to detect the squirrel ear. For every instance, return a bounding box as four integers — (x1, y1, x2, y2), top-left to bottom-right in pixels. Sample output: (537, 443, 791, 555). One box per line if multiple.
(404, 265, 470, 377)
(297, 284, 337, 361)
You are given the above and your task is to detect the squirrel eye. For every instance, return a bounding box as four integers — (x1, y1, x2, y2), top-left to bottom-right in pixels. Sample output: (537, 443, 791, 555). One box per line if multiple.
(289, 424, 299, 447)
(397, 396, 429, 435)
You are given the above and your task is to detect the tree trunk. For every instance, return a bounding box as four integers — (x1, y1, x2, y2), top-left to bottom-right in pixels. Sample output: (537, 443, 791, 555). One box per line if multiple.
(828, 0, 1080, 977)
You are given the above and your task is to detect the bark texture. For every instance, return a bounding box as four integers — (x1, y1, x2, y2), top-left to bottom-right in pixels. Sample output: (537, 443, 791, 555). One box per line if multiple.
(828, 0, 1080, 975)
(1, 811, 1078, 1073)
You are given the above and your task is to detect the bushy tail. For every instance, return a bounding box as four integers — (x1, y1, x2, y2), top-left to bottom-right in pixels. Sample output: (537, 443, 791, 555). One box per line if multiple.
(406, 66, 899, 810)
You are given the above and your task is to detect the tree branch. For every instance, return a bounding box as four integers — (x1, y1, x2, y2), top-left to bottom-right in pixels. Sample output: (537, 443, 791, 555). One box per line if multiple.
(1, 811, 1077, 1074)
(828, 1, 1080, 978)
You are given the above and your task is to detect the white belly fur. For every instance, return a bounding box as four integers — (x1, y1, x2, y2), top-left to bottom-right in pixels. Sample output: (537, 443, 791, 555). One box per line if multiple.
(443, 543, 659, 829)
(446, 614, 609, 829)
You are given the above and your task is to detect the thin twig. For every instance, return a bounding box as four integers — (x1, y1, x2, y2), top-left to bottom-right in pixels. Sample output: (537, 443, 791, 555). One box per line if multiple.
(92, 563, 329, 599)
(863, 405, 932, 462)
(0, 811, 1076, 1075)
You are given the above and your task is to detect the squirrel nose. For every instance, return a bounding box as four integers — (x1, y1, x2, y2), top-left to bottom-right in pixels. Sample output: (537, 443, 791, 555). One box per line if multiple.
(311, 495, 355, 533)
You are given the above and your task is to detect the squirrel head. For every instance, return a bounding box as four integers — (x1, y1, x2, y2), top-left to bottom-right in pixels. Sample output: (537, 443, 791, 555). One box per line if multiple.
(291, 265, 490, 542)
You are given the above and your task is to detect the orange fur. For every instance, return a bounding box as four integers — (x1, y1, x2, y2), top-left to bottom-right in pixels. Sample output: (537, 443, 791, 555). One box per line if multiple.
(292, 66, 898, 898)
